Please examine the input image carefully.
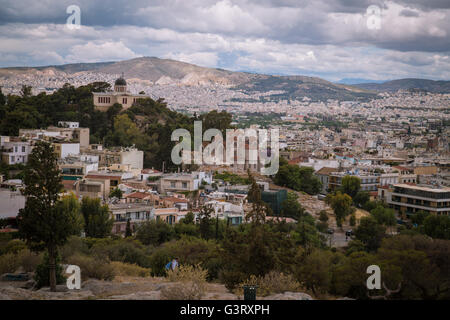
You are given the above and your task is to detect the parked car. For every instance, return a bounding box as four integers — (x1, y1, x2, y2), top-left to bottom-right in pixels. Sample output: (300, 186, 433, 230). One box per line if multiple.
(327, 228, 334, 234)
(345, 230, 353, 237)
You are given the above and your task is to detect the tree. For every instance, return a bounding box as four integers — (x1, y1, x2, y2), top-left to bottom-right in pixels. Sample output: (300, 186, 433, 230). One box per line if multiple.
(20, 85, 32, 97)
(354, 216, 386, 251)
(281, 192, 305, 220)
(198, 206, 214, 240)
(110, 187, 123, 199)
(326, 192, 354, 227)
(273, 159, 321, 195)
(294, 250, 333, 295)
(246, 171, 269, 224)
(136, 220, 174, 246)
(18, 142, 83, 291)
(182, 211, 195, 224)
(80, 197, 113, 238)
(353, 191, 369, 208)
(125, 218, 132, 237)
(370, 205, 396, 226)
(339, 176, 361, 199)
(319, 210, 329, 223)
(411, 210, 430, 226)
(422, 215, 450, 240)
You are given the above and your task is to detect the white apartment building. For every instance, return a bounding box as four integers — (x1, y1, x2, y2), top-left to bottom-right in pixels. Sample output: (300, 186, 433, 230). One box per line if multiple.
(0, 137, 33, 165)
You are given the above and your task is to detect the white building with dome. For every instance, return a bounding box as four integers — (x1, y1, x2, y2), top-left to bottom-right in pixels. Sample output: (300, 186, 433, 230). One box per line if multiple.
(93, 76, 150, 111)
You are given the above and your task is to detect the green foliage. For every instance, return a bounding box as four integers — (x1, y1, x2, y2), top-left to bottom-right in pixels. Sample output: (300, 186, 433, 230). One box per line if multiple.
(339, 176, 361, 199)
(411, 210, 430, 226)
(294, 249, 334, 295)
(326, 191, 354, 227)
(421, 215, 450, 240)
(197, 206, 215, 240)
(66, 253, 115, 281)
(34, 252, 65, 289)
(136, 220, 175, 246)
(81, 197, 113, 238)
(354, 216, 386, 251)
(280, 192, 305, 220)
(274, 160, 321, 195)
(109, 188, 123, 199)
(18, 141, 82, 291)
(125, 219, 132, 238)
(370, 205, 396, 226)
(349, 213, 356, 227)
(213, 171, 249, 185)
(353, 191, 369, 208)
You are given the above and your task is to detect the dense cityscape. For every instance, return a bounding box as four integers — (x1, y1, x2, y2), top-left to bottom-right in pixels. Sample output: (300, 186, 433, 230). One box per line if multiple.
(0, 0, 449, 310)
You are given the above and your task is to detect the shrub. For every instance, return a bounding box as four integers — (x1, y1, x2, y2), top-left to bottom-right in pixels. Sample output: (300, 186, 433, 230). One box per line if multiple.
(110, 261, 150, 277)
(0, 252, 20, 274)
(17, 249, 42, 272)
(60, 236, 89, 261)
(161, 264, 208, 300)
(66, 253, 115, 281)
(149, 249, 171, 277)
(89, 238, 152, 268)
(3, 239, 27, 254)
(236, 271, 303, 297)
(34, 252, 66, 289)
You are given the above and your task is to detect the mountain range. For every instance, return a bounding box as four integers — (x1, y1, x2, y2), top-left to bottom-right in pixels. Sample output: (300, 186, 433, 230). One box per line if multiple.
(352, 78, 450, 93)
(1, 57, 449, 101)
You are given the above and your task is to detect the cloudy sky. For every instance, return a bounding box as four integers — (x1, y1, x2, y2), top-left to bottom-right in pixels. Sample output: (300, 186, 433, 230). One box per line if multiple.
(0, 0, 449, 81)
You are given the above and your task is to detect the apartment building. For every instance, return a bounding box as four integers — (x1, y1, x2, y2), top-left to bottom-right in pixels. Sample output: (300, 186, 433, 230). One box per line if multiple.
(109, 203, 154, 234)
(59, 156, 98, 181)
(81, 144, 144, 170)
(0, 136, 33, 165)
(158, 171, 212, 193)
(329, 172, 380, 192)
(19, 123, 90, 148)
(383, 184, 450, 217)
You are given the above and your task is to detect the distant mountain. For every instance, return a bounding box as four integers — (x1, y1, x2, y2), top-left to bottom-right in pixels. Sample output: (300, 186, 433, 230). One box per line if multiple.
(337, 78, 387, 85)
(353, 78, 450, 93)
(0, 57, 378, 102)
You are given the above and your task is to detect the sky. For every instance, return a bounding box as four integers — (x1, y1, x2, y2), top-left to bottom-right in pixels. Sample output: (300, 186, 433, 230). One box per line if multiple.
(0, 0, 449, 81)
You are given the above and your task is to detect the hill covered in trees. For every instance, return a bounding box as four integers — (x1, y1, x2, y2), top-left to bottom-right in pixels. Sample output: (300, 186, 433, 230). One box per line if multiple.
(0, 83, 233, 171)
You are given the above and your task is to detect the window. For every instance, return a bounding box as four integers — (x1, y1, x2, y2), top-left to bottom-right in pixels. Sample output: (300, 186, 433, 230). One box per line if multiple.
(182, 182, 188, 189)
(171, 182, 176, 188)
(22, 146, 25, 152)
(123, 98, 127, 104)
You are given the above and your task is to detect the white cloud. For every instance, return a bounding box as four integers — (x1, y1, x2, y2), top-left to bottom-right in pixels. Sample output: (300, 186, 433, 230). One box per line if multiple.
(65, 41, 138, 63)
(164, 52, 219, 67)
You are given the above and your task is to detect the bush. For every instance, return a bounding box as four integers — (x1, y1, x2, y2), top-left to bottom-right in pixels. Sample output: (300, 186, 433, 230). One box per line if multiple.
(161, 264, 208, 300)
(60, 236, 89, 261)
(34, 253, 66, 289)
(236, 271, 303, 297)
(66, 253, 115, 281)
(149, 250, 171, 277)
(3, 239, 27, 254)
(88, 238, 152, 268)
(110, 261, 150, 277)
(0, 252, 20, 274)
(17, 249, 42, 272)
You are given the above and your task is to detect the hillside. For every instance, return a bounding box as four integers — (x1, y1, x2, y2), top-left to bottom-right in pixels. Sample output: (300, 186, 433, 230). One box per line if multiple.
(353, 78, 450, 93)
(0, 57, 378, 102)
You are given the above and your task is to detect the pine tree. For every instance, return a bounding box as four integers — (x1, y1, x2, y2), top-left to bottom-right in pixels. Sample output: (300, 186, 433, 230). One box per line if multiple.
(18, 141, 83, 291)
(125, 218, 132, 237)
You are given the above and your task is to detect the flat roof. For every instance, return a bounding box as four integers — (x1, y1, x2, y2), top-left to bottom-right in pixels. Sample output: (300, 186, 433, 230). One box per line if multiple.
(393, 183, 450, 193)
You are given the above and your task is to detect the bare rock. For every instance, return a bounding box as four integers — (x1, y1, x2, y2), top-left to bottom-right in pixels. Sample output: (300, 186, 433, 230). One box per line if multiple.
(262, 292, 313, 300)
